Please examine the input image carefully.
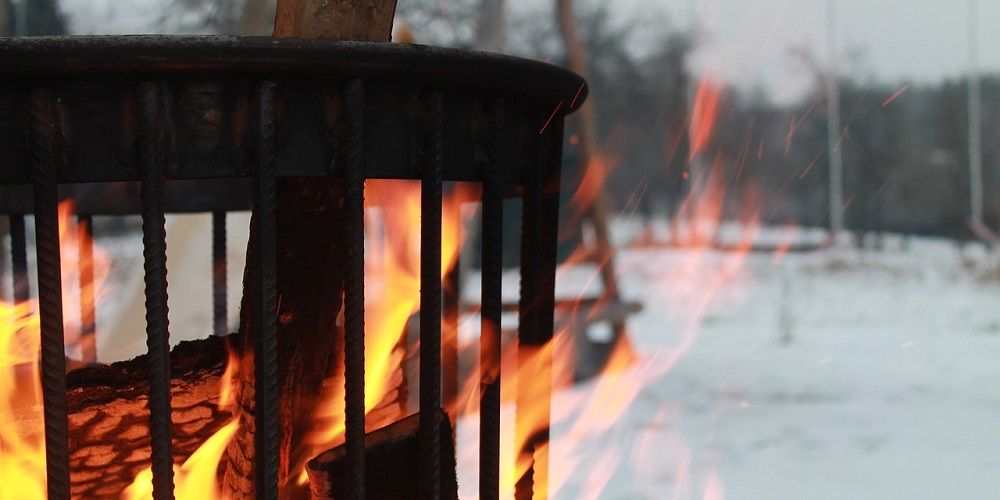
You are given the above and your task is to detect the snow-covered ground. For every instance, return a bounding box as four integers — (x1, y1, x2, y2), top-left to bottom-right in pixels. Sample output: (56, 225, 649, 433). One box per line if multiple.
(456, 228, 1000, 499)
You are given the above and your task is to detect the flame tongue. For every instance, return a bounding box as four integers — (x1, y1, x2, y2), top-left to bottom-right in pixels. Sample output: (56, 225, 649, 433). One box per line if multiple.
(0, 201, 109, 499)
(122, 419, 239, 500)
(298, 180, 469, 484)
(0, 302, 46, 500)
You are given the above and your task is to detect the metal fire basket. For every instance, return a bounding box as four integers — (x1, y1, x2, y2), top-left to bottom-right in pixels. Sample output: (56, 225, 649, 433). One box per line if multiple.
(0, 36, 586, 499)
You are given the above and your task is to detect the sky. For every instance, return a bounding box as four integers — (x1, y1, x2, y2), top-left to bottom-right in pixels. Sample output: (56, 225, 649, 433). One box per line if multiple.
(58, 0, 1000, 104)
(607, 0, 1000, 103)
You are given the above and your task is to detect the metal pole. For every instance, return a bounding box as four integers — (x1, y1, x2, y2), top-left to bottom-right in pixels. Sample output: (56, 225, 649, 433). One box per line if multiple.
(968, 0, 984, 226)
(826, 0, 845, 236)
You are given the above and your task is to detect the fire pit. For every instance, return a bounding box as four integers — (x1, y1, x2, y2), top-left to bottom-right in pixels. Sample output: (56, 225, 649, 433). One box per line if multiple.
(0, 35, 585, 499)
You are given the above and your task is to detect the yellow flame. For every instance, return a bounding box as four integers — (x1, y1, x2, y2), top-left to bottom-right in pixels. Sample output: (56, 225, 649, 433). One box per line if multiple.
(0, 301, 46, 500)
(217, 348, 241, 412)
(0, 200, 112, 499)
(122, 419, 239, 500)
(298, 180, 470, 484)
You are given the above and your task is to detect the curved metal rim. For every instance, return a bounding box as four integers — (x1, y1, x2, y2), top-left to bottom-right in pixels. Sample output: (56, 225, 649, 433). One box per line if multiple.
(0, 35, 588, 112)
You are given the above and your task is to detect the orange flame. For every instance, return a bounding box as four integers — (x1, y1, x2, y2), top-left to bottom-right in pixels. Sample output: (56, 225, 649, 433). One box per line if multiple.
(57, 202, 111, 364)
(497, 161, 753, 497)
(124, 346, 243, 499)
(297, 180, 470, 484)
(122, 418, 239, 500)
(689, 77, 723, 160)
(0, 301, 46, 499)
(487, 75, 748, 497)
(0, 201, 111, 498)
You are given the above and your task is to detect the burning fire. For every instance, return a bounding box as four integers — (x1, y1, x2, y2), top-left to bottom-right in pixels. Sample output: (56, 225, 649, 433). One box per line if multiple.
(122, 419, 239, 500)
(295, 180, 470, 485)
(0, 201, 109, 498)
(0, 300, 46, 499)
(689, 77, 723, 161)
(123, 349, 242, 500)
(475, 73, 750, 498)
(493, 164, 756, 498)
(131, 180, 472, 496)
(2, 70, 751, 498)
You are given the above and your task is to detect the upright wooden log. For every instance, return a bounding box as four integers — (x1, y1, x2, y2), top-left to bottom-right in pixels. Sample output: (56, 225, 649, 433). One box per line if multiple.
(273, 0, 397, 40)
(223, 1, 398, 497)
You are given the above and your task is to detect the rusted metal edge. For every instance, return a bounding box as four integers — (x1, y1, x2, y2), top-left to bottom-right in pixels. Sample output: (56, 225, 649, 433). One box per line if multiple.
(0, 36, 587, 110)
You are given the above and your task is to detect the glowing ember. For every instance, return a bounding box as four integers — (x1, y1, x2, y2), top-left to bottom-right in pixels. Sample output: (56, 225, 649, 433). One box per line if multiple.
(881, 84, 910, 108)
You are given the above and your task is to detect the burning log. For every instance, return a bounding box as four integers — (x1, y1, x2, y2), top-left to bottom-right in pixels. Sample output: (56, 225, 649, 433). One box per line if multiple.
(223, 181, 349, 497)
(64, 337, 231, 498)
(305, 409, 458, 500)
(223, 1, 399, 497)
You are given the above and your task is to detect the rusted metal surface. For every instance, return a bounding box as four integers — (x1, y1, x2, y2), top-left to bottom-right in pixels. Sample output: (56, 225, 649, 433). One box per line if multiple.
(0, 35, 587, 499)
(0, 36, 585, 189)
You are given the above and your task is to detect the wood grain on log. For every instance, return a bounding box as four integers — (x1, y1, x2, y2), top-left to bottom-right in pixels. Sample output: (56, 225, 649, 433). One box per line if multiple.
(63, 337, 231, 499)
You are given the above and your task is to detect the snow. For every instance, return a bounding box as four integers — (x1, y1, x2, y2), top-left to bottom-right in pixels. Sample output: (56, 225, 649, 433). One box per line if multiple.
(456, 228, 1000, 499)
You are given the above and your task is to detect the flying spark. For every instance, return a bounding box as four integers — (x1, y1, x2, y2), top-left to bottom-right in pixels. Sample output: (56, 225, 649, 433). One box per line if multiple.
(881, 84, 910, 108)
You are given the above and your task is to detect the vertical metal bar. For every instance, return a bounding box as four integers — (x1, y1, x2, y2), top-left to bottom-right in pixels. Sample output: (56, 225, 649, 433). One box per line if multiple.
(138, 82, 175, 500)
(344, 77, 367, 500)
(253, 81, 280, 500)
(515, 112, 563, 500)
(10, 213, 29, 304)
(29, 88, 71, 500)
(212, 211, 227, 337)
(479, 98, 505, 500)
(78, 215, 97, 363)
(533, 111, 563, 500)
(420, 91, 445, 500)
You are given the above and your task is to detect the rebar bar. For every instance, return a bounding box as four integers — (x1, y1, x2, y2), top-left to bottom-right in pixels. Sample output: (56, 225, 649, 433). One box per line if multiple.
(420, 91, 446, 500)
(138, 81, 176, 500)
(30, 88, 72, 500)
(479, 97, 506, 500)
(344, 77, 368, 500)
(253, 81, 280, 500)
